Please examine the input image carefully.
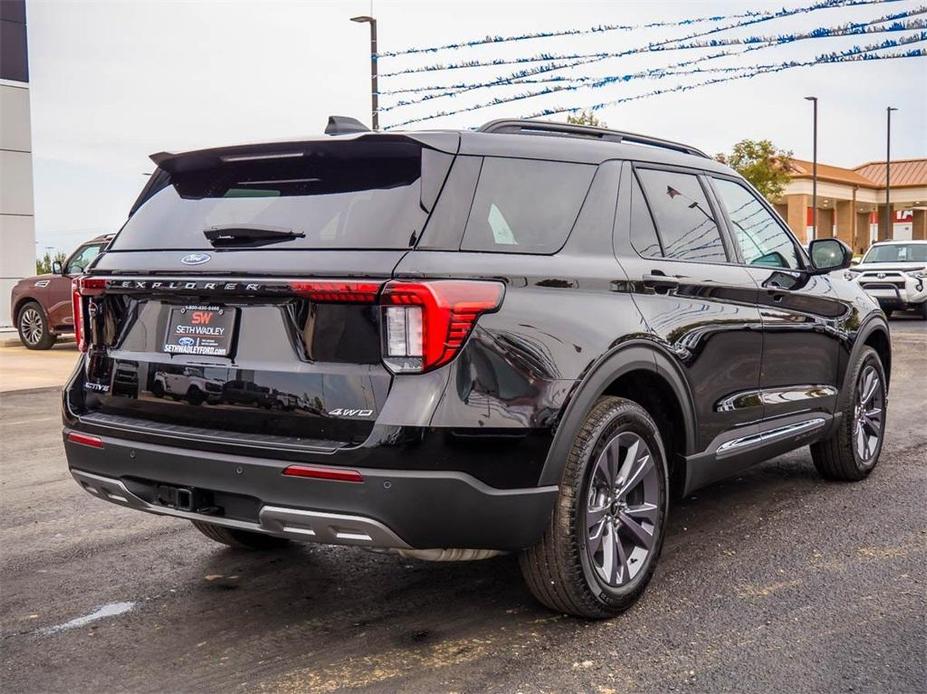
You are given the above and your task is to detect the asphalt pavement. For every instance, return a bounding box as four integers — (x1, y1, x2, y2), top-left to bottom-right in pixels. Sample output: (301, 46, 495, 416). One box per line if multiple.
(1, 318, 924, 693)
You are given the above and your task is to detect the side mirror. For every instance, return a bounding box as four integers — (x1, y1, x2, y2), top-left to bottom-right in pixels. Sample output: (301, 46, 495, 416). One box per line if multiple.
(808, 238, 853, 274)
(52, 260, 64, 275)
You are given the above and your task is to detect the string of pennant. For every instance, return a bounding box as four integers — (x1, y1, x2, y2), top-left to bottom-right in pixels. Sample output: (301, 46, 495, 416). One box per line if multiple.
(379, 0, 900, 76)
(386, 34, 927, 128)
(375, 0, 926, 130)
(376, 8, 773, 58)
(378, 11, 925, 111)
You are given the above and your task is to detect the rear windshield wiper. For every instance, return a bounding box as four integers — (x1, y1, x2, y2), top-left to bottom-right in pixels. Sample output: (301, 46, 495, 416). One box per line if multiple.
(203, 225, 306, 248)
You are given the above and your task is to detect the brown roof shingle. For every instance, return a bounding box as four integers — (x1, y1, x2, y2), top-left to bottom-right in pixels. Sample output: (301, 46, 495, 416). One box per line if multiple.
(854, 159, 927, 188)
(787, 159, 878, 187)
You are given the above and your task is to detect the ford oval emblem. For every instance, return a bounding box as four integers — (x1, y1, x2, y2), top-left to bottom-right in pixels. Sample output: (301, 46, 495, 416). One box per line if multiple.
(181, 253, 211, 266)
(178, 337, 196, 346)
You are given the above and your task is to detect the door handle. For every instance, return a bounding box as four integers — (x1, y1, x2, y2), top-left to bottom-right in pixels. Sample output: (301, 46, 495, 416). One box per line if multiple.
(641, 273, 680, 293)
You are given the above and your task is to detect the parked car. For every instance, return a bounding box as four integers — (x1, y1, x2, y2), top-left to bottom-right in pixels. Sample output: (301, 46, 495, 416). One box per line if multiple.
(9, 234, 112, 349)
(848, 239, 927, 318)
(62, 118, 891, 619)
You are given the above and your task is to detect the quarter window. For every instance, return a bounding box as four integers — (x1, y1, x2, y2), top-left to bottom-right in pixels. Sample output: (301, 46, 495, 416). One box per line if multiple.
(629, 173, 663, 257)
(636, 169, 727, 263)
(461, 157, 595, 253)
(713, 178, 800, 269)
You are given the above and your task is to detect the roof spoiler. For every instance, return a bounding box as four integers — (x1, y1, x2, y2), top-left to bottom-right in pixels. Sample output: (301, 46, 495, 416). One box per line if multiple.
(325, 116, 370, 136)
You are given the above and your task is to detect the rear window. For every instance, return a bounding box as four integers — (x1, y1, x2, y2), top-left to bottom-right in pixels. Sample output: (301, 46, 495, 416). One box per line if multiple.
(461, 157, 595, 254)
(111, 140, 432, 251)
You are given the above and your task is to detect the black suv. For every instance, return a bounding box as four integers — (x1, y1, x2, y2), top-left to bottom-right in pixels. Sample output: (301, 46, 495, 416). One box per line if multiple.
(63, 118, 890, 618)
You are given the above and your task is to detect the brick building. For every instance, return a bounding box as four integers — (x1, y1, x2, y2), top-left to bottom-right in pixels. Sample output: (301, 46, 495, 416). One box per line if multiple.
(776, 158, 927, 254)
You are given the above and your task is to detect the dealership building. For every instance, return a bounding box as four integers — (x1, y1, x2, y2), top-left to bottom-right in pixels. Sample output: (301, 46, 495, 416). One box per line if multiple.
(776, 158, 927, 254)
(1, 0, 34, 328)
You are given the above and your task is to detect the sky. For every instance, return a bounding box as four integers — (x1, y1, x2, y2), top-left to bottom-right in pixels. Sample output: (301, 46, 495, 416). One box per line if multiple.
(24, 0, 927, 255)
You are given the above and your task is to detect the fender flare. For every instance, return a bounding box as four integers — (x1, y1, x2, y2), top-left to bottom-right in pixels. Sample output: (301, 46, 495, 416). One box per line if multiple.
(837, 313, 891, 410)
(537, 340, 696, 486)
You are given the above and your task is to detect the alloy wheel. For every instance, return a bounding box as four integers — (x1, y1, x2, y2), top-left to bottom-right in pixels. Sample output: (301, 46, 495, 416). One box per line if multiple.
(584, 431, 661, 587)
(853, 364, 883, 463)
(19, 307, 43, 346)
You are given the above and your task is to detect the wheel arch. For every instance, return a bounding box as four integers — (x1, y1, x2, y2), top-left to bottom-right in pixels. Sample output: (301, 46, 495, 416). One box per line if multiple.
(840, 315, 892, 410)
(12, 295, 41, 324)
(539, 341, 696, 492)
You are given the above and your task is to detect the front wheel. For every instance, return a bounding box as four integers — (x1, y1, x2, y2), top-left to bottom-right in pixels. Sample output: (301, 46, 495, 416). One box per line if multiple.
(811, 346, 887, 481)
(520, 396, 669, 619)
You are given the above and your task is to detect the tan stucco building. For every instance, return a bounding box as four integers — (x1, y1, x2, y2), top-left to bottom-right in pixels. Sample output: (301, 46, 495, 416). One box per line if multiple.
(776, 158, 927, 254)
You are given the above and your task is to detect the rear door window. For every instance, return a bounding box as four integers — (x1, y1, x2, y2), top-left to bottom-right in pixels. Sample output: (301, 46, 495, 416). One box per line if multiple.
(636, 168, 728, 263)
(461, 158, 595, 254)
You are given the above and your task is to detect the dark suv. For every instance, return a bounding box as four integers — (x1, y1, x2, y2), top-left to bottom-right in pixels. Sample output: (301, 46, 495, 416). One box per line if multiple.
(62, 119, 890, 618)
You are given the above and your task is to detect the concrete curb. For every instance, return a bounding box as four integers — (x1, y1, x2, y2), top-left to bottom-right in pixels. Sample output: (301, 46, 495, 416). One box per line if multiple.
(0, 334, 76, 348)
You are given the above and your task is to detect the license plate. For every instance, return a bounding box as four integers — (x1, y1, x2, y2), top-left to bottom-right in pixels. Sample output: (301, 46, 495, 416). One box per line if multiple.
(163, 305, 236, 356)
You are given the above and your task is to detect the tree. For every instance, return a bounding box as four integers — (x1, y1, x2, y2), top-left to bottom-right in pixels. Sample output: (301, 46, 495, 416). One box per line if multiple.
(36, 251, 67, 275)
(715, 139, 792, 201)
(566, 111, 607, 128)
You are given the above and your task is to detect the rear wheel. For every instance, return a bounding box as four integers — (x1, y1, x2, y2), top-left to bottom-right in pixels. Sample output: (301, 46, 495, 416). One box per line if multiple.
(191, 520, 292, 549)
(811, 346, 886, 481)
(919, 302, 927, 320)
(17, 301, 57, 350)
(520, 396, 668, 619)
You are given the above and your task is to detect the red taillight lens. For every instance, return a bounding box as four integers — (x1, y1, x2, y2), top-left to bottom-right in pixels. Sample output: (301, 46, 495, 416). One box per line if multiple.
(380, 280, 505, 373)
(282, 464, 364, 483)
(72, 277, 106, 352)
(289, 280, 382, 303)
(67, 431, 104, 448)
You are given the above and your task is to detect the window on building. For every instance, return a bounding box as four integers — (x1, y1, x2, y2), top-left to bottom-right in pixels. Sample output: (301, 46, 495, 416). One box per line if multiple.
(713, 178, 800, 269)
(461, 157, 595, 253)
(636, 169, 727, 262)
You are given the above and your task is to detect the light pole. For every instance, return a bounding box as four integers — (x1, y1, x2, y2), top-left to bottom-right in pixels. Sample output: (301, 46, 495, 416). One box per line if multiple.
(885, 106, 898, 240)
(351, 15, 378, 130)
(805, 96, 818, 239)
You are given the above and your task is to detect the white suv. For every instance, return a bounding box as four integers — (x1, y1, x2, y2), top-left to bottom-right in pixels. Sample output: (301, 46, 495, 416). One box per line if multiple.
(850, 240, 927, 319)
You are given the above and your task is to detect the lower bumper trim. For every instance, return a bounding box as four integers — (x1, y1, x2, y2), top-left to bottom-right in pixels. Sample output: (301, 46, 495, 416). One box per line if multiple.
(71, 469, 411, 548)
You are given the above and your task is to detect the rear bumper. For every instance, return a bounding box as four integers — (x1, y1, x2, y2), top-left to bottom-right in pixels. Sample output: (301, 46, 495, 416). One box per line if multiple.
(64, 430, 558, 551)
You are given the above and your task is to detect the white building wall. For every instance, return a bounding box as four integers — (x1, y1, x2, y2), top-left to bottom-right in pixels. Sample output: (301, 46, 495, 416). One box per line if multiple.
(0, 79, 35, 328)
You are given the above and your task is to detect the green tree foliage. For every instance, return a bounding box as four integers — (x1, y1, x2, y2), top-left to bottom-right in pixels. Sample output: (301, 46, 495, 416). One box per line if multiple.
(36, 251, 67, 275)
(715, 139, 793, 201)
(566, 111, 607, 128)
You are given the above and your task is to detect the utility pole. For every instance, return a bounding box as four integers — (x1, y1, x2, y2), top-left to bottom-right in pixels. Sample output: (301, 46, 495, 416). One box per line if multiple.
(885, 106, 898, 239)
(351, 16, 379, 130)
(804, 96, 818, 239)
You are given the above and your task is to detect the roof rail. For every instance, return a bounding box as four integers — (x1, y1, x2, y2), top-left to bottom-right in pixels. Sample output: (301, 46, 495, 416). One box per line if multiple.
(478, 119, 709, 159)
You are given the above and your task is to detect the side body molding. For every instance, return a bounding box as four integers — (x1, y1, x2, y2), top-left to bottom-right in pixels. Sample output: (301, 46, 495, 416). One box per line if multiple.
(538, 341, 697, 486)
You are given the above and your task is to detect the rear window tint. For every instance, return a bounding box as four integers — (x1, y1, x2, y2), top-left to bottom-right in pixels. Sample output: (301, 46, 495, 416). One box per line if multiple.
(461, 158, 595, 254)
(637, 168, 727, 263)
(111, 140, 430, 251)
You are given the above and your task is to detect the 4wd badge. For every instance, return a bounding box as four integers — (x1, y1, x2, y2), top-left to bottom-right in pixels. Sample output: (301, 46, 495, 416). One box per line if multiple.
(328, 408, 374, 418)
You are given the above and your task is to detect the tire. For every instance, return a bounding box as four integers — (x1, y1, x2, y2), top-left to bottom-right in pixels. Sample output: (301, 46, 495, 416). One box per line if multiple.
(919, 302, 927, 320)
(811, 346, 887, 482)
(520, 396, 669, 619)
(191, 520, 292, 550)
(17, 301, 57, 350)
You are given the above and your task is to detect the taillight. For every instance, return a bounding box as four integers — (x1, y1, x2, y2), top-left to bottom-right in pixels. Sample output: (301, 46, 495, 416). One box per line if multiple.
(380, 280, 504, 373)
(72, 277, 106, 352)
(289, 280, 382, 303)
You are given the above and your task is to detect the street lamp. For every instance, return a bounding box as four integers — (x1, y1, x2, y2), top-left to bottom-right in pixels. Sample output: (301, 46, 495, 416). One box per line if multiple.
(351, 15, 379, 130)
(804, 96, 818, 239)
(885, 106, 898, 240)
